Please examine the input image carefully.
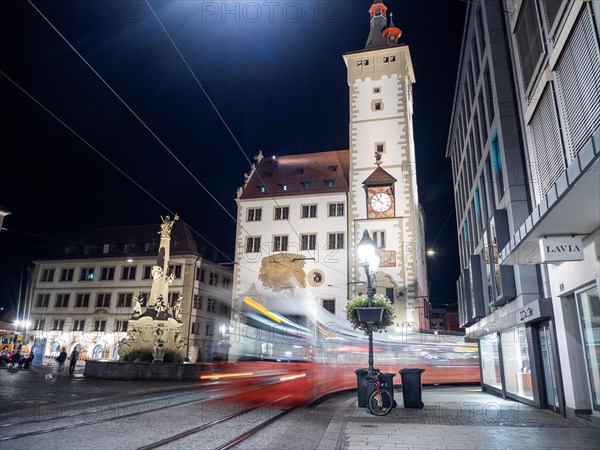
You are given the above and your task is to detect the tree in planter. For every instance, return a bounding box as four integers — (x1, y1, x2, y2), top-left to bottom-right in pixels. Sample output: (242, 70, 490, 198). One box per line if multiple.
(345, 293, 395, 335)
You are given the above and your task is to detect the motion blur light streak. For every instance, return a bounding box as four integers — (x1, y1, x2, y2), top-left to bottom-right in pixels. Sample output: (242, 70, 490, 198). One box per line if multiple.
(199, 372, 254, 380)
(243, 296, 282, 323)
(280, 373, 306, 382)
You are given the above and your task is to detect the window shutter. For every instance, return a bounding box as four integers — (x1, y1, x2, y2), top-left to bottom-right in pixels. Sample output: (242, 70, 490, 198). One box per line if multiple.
(554, 6, 600, 162)
(527, 84, 565, 202)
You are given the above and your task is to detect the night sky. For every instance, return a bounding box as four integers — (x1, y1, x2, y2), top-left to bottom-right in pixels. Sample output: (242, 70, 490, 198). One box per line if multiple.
(0, 0, 467, 311)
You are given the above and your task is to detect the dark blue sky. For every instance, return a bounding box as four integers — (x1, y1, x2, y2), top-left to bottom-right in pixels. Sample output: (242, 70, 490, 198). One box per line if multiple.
(0, 0, 467, 310)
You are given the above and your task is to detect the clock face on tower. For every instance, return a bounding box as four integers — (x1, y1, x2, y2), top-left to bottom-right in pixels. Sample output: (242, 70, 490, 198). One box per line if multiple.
(370, 192, 392, 212)
(367, 186, 395, 218)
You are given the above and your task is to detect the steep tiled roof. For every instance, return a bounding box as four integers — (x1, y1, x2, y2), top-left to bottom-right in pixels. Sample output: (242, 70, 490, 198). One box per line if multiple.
(240, 150, 350, 199)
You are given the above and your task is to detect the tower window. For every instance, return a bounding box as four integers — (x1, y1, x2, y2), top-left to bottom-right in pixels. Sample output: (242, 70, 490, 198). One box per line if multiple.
(390, 56, 396, 62)
(375, 102, 381, 110)
(373, 87, 381, 94)
(357, 60, 362, 67)
(260, 186, 266, 193)
(363, 59, 369, 66)
(376, 143, 385, 153)
(384, 57, 389, 63)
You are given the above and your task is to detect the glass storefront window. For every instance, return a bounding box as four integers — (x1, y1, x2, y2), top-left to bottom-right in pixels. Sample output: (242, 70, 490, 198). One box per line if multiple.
(480, 334, 502, 389)
(577, 285, 600, 412)
(501, 327, 534, 400)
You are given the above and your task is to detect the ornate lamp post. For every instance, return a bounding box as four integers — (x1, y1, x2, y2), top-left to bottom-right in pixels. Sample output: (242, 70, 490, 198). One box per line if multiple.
(357, 230, 380, 377)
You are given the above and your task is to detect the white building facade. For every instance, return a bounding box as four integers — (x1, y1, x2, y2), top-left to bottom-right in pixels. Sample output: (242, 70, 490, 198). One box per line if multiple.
(26, 224, 232, 364)
(232, 1, 428, 329)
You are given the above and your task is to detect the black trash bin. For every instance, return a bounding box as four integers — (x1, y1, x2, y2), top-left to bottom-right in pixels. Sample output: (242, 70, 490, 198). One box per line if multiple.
(380, 372, 396, 407)
(399, 368, 425, 408)
(355, 368, 373, 407)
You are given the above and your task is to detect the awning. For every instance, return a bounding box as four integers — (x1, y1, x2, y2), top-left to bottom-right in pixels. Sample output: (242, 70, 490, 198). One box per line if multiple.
(499, 137, 599, 265)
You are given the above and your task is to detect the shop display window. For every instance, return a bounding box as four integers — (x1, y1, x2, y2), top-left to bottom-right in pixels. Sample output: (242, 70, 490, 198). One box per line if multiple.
(577, 284, 600, 412)
(501, 327, 534, 400)
(480, 334, 502, 389)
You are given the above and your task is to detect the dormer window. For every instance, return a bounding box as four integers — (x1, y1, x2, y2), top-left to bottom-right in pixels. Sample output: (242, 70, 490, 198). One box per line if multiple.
(328, 165, 338, 172)
(260, 186, 266, 193)
(304, 182, 311, 189)
(281, 184, 288, 191)
(326, 180, 334, 188)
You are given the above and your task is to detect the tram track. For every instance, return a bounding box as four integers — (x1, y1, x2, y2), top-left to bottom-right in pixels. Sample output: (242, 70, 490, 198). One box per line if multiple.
(1, 387, 298, 450)
(0, 388, 222, 442)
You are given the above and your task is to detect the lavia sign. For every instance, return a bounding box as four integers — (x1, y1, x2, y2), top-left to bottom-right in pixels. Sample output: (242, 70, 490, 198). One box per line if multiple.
(539, 236, 584, 263)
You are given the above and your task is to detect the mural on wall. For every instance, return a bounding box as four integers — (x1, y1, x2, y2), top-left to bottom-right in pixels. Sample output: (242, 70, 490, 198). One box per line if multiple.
(258, 253, 307, 293)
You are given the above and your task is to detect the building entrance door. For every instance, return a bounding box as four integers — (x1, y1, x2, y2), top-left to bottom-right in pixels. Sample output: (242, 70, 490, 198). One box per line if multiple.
(538, 321, 560, 412)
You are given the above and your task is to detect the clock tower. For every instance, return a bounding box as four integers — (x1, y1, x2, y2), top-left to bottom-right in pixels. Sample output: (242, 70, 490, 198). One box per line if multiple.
(344, 1, 428, 329)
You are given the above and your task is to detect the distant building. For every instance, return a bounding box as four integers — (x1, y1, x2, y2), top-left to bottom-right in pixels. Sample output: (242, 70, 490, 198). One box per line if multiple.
(232, 1, 429, 330)
(448, 0, 599, 425)
(26, 224, 232, 363)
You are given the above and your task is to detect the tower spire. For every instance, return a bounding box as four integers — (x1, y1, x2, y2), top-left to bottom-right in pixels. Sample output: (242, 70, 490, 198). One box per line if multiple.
(382, 12, 402, 46)
(365, 1, 388, 49)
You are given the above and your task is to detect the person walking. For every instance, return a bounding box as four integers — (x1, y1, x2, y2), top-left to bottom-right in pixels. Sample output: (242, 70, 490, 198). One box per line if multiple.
(69, 346, 80, 374)
(56, 347, 67, 374)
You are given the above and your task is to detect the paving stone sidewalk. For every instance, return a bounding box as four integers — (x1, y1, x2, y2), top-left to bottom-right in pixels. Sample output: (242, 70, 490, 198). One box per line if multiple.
(318, 387, 600, 450)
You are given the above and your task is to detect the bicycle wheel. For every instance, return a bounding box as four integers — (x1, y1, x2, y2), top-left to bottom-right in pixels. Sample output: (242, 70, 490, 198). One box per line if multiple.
(368, 389, 393, 416)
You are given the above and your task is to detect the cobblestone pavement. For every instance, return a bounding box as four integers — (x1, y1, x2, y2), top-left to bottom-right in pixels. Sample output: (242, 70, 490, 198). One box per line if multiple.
(317, 387, 600, 450)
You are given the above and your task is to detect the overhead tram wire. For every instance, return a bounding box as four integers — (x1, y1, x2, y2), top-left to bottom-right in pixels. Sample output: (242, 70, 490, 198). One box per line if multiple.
(0, 70, 234, 269)
(2, 78, 347, 299)
(144, 1, 349, 281)
(25, 1, 349, 292)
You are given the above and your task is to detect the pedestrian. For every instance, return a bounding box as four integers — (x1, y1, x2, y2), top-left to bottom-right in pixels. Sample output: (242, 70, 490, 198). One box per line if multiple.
(69, 346, 80, 374)
(11, 350, 22, 368)
(56, 347, 67, 374)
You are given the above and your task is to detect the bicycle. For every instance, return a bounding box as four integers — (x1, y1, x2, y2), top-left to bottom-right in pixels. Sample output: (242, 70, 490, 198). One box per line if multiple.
(366, 369, 394, 416)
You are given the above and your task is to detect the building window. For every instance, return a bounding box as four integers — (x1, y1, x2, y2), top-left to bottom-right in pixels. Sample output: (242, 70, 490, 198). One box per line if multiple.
(55, 294, 70, 308)
(96, 293, 111, 308)
(247, 208, 262, 222)
(59, 268, 74, 282)
(373, 231, 386, 248)
(301, 234, 317, 251)
(100, 267, 114, 281)
(374, 102, 382, 111)
(576, 284, 600, 412)
(322, 299, 335, 314)
(273, 235, 289, 252)
(93, 320, 106, 332)
(328, 203, 344, 217)
(73, 320, 85, 332)
(514, 0, 545, 94)
(281, 184, 288, 191)
(327, 233, 344, 250)
(191, 322, 201, 334)
(209, 272, 218, 286)
(207, 298, 216, 313)
(480, 334, 502, 389)
(193, 295, 203, 310)
(168, 293, 179, 307)
(197, 268, 205, 282)
(143, 266, 152, 279)
(75, 294, 90, 308)
(246, 237, 261, 253)
(357, 60, 362, 67)
(220, 303, 228, 315)
(121, 266, 137, 280)
(501, 328, 534, 400)
(385, 288, 395, 304)
(260, 186, 266, 193)
(274, 206, 289, 220)
(40, 269, 55, 282)
(490, 131, 505, 201)
(118, 293, 133, 307)
(80, 268, 95, 281)
(52, 319, 65, 331)
(115, 320, 128, 332)
(373, 87, 381, 94)
(36, 294, 50, 308)
(304, 182, 311, 189)
(326, 180, 334, 188)
(205, 323, 214, 337)
(169, 265, 182, 279)
(33, 319, 45, 330)
(301, 204, 317, 218)
(222, 277, 231, 289)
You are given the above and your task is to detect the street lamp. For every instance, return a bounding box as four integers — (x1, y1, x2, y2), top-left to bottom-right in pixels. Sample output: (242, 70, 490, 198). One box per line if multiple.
(357, 230, 380, 377)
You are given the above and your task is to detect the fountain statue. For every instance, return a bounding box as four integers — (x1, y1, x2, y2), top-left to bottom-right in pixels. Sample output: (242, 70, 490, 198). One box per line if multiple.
(119, 214, 185, 363)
